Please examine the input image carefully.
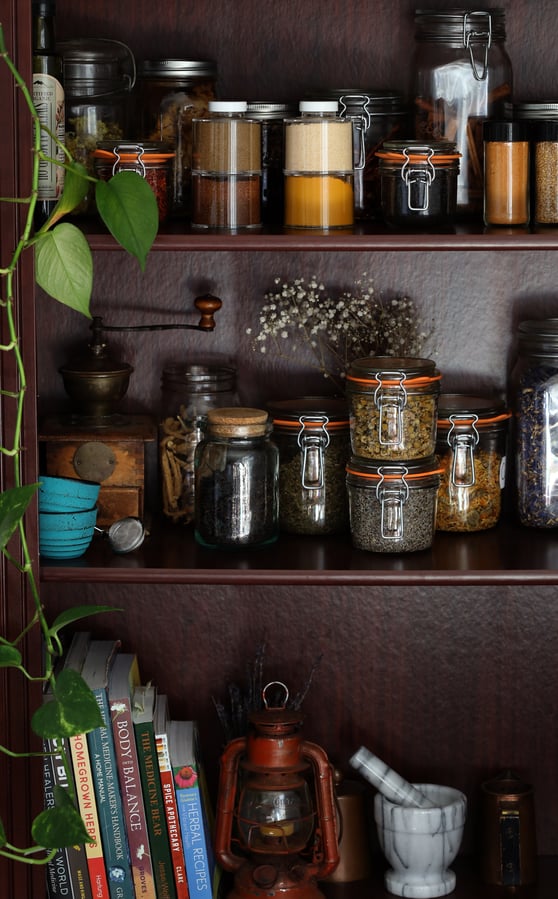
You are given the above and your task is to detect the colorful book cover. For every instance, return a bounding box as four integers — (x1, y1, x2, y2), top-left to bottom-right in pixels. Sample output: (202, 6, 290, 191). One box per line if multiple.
(81, 639, 135, 899)
(168, 720, 219, 899)
(43, 741, 92, 899)
(63, 632, 111, 899)
(108, 652, 156, 899)
(133, 684, 178, 899)
(153, 696, 190, 899)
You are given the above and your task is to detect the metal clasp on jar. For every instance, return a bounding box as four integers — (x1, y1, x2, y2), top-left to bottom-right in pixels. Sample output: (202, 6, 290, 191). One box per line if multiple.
(462, 10, 492, 81)
(339, 94, 371, 171)
(297, 415, 330, 489)
(447, 413, 480, 487)
(376, 465, 409, 539)
(109, 143, 147, 177)
(401, 146, 435, 212)
(373, 371, 408, 446)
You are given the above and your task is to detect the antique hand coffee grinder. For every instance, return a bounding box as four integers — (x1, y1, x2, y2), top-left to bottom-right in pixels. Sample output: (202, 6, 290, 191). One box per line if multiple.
(39, 293, 221, 527)
(214, 681, 339, 899)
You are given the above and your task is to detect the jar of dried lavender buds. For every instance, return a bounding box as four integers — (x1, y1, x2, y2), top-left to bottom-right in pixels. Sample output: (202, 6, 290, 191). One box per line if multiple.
(159, 365, 238, 525)
(268, 396, 350, 535)
(435, 394, 510, 532)
(346, 455, 442, 552)
(512, 319, 558, 528)
(345, 356, 441, 461)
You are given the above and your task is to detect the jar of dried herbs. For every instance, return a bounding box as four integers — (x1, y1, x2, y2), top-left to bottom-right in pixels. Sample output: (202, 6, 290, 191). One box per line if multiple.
(346, 455, 441, 552)
(159, 364, 238, 525)
(194, 408, 279, 548)
(435, 394, 510, 532)
(345, 356, 441, 461)
(268, 397, 350, 535)
(511, 319, 558, 528)
(412, 8, 513, 216)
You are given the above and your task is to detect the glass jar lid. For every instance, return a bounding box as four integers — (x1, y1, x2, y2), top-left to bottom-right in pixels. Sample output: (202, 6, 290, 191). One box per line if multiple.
(299, 100, 339, 114)
(268, 396, 349, 431)
(517, 318, 558, 357)
(207, 407, 269, 437)
(246, 101, 298, 119)
(377, 140, 460, 163)
(93, 141, 174, 166)
(437, 393, 510, 428)
(60, 38, 136, 97)
(346, 454, 442, 485)
(161, 363, 236, 389)
(346, 356, 441, 387)
(138, 58, 217, 79)
(209, 100, 248, 114)
(514, 101, 558, 120)
(414, 8, 507, 43)
(310, 88, 407, 115)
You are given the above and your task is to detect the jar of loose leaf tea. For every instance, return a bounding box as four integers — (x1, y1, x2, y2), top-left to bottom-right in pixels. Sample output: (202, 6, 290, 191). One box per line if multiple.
(345, 356, 441, 461)
(346, 455, 441, 552)
(511, 319, 558, 528)
(435, 394, 510, 532)
(159, 364, 238, 525)
(412, 8, 513, 216)
(268, 397, 350, 535)
(191, 100, 262, 229)
(194, 407, 279, 548)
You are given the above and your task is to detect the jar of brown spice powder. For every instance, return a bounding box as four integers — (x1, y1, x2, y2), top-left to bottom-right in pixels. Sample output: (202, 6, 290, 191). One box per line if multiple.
(483, 120, 529, 226)
(191, 100, 262, 230)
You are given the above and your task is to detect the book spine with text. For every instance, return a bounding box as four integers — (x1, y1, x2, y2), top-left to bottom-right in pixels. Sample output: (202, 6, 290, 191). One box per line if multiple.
(174, 772, 215, 899)
(155, 732, 190, 899)
(68, 731, 111, 899)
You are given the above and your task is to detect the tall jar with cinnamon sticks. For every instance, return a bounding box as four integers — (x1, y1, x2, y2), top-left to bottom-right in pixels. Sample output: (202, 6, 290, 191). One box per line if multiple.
(412, 8, 513, 218)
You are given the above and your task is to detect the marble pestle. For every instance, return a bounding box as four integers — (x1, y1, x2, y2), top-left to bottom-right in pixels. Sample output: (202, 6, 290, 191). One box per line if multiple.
(349, 746, 436, 808)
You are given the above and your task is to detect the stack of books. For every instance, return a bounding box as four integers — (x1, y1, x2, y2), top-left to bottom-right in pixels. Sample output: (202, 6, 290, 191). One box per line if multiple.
(44, 632, 220, 899)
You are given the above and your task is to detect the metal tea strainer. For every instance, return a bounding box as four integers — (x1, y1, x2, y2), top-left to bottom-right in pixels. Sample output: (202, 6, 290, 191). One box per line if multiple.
(95, 517, 146, 553)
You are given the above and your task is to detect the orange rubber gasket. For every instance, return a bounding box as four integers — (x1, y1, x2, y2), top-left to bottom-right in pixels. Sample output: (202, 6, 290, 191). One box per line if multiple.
(437, 412, 511, 427)
(376, 150, 461, 164)
(346, 373, 442, 388)
(272, 418, 349, 430)
(345, 465, 444, 480)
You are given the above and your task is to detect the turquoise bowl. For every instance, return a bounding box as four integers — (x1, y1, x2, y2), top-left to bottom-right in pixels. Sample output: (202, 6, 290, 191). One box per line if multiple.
(38, 475, 100, 513)
(38, 506, 98, 536)
(39, 539, 93, 560)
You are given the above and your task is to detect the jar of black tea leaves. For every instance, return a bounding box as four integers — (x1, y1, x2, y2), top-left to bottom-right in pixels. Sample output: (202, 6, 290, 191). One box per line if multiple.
(268, 396, 350, 535)
(194, 407, 279, 548)
(345, 356, 441, 461)
(511, 319, 558, 527)
(435, 393, 510, 532)
(346, 456, 441, 552)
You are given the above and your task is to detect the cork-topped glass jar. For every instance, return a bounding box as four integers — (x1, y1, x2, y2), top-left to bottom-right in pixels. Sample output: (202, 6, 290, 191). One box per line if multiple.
(345, 356, 441, 460)
(194, 407, 279, 548)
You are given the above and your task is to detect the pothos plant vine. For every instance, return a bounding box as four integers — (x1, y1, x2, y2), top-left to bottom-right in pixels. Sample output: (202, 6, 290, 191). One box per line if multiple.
(0, 25, 159, 865)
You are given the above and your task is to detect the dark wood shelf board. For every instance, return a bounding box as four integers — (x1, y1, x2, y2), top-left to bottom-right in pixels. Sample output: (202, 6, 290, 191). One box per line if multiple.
(82, 222, 558, 253)
(39, 518, 558, 585)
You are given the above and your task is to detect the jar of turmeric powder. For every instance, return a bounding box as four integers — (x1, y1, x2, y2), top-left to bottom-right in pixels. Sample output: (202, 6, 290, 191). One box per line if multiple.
(284, 100, 354, 229)
(483, 120, 529, 226)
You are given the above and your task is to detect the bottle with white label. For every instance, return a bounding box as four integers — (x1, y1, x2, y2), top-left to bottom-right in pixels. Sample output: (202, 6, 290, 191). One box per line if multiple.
(32, 0, 65, 226)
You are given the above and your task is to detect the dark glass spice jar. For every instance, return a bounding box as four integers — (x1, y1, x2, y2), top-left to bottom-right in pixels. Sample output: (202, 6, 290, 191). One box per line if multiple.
(345, 356, 441, 461)
(346, 455, 442, 552)
(413, 8, 513, 216)
(268, 397, 350, 535)
(159, 364, 238, 525)
(511, 319, 558, 528)
(376, 140, 460, 228)
(246, 101, 297, 224)
(435, 393, 510, 532)
(93, 141, 174, 221)
(194, 407, 279, 548)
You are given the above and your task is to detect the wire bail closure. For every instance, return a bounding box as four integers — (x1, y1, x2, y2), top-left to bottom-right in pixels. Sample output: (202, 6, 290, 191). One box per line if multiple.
(401, 146, 436, 212)
(463, 10, 492, 81)
(297, 415, 330, 489)
(447, 413, 480, 487)
(376, 465, 410, 539)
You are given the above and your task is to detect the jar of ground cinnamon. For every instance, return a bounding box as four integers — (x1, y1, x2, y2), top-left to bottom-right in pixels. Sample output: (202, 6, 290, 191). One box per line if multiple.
(284, 100, 354, 229)
(483, 120, 529, 226)
(191, 100, 262, 229)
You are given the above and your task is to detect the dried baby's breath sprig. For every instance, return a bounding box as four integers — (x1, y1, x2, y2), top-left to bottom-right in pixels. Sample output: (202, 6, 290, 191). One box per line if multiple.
(247, 274, 429, 392)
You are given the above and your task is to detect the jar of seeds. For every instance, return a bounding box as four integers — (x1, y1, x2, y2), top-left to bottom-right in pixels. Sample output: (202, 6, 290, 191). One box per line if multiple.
(346, 455, 441, 552)
(268, 397, 350, 535)
(511, 319, 558, 528)
(435, 394, 510, 532)
(532, 120, 558, 225)
(194, 407, 279, 548)
(345, 356, 441, 461)
(159, 364, 238, 525)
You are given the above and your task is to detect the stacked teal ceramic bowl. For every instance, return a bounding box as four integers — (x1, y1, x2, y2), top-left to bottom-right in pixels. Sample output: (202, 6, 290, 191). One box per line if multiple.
(38, 475, 100, 559)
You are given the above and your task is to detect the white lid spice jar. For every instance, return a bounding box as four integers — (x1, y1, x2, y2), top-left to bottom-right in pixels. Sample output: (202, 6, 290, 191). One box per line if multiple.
(345, 356, 441, 461)
(435, 394, 510, 532)
(284, 100, 354, 229)
(346, 456, 442, 552)
(194, 407, 279, 548)
(191, 100, 262, 229)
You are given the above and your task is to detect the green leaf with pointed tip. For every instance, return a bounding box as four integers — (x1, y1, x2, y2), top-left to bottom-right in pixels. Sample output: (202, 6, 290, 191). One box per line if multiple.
(49, 605, 118, 638)
(95, 171, 158, 270)
(34, 223, 93, 316)
(32, 787, 90, 848)
(0, 484, 39, 552)
(31, 669, 103, 739)
(37, 161, 90, 230)
(0, 644, 22, 668)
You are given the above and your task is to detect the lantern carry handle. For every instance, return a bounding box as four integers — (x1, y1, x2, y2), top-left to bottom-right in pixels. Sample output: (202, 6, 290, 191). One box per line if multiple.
(214, 736, 247, 873)
(301, 739, 340, 879)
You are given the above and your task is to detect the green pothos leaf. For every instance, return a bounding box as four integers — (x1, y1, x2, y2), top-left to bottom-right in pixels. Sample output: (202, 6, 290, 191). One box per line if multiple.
(32, 787, 90, 848)
(37, 161, 90, 229)
(31, 669, 103, 739)
(49, 605, 118, 638)
(0, 484, 39, 552)
(34, 223, 93, 316)
(95, 171, 158, 270)
(0, 644, 23, 668)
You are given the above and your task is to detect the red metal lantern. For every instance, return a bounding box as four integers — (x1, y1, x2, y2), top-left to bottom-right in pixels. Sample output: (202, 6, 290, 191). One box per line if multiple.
(214, 681, 339, 899)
